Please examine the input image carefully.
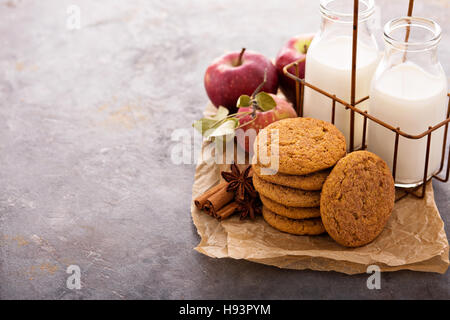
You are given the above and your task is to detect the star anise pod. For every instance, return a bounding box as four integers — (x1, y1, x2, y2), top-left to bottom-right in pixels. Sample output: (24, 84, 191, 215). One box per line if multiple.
(236, 196, 262, 220)
(221, 164, 256, 201)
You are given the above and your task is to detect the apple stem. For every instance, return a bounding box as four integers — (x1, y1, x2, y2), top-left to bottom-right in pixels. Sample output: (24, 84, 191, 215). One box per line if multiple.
(236, 48, 246, 66)
(237, 116, 257, 129)
(252, 101, 258, 117)
(250, 68, 267, 99)
(229, 110, 252, 117)
(212, 111, 252, 127)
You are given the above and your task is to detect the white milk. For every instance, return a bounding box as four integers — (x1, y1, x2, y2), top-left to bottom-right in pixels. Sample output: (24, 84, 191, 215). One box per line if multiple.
(304, 36, 380, 150)
(368, 62, 448, 186)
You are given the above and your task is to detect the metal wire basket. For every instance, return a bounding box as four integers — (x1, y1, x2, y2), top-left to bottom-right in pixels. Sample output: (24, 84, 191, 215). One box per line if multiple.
(283, 0, 450, 200)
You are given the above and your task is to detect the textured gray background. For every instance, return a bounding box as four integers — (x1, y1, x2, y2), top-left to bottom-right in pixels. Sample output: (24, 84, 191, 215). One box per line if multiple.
(0, 0, 449, 299)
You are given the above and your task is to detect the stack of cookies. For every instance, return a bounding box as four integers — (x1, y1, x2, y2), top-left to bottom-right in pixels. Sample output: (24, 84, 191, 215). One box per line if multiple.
(253, 117, 346, 236)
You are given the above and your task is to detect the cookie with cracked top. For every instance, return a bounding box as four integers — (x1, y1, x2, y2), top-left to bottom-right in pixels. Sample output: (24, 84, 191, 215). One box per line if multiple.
(255, 117, 346, 175)
(320, 151, 395, 247)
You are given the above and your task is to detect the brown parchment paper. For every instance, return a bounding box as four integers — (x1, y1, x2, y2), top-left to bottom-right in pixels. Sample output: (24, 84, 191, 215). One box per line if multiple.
(191, 104, 449, 274)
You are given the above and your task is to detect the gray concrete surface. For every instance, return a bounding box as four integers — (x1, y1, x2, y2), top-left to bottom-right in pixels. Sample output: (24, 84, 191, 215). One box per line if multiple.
(0, 0, 449, 299)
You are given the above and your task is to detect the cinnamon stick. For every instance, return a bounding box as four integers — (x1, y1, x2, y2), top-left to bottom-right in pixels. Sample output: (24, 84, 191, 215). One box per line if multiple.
(194, 181, 228, 210)
(202, 203, 216, 218)
(216, 202, 239, 221)
(205, 186, 234, 216)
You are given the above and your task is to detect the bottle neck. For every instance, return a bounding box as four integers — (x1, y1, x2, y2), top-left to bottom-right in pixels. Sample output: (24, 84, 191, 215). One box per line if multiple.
(382, 16, 442, 74)
(318, 0, 377, 44)
(319, 0, 375, 23)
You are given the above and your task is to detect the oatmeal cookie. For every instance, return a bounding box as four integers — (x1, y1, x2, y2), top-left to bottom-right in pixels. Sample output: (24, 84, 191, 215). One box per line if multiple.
(262, 206, 325, 236)
(255, 117, 346, 175)
(320, 151, 395, 247)
(253, 174, 320, 207)
(253, 162, 330, 191)
(260, 195, 320, 220)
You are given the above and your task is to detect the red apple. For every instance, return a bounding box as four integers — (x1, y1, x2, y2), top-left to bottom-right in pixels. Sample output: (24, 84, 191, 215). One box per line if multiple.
(235, 94, 297, 153)
(275, 34, 314, 103)
(204, 49, 278, 112)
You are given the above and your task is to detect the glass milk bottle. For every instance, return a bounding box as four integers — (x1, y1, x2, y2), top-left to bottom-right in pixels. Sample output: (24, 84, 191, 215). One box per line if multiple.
(304, 0, 380, 150)
(368, 17, 447, 187)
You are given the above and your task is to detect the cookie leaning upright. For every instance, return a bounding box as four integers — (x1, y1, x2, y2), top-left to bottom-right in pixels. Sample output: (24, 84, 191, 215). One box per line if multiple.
(320, 151, 395, 247)
(255, 117, 346, 175)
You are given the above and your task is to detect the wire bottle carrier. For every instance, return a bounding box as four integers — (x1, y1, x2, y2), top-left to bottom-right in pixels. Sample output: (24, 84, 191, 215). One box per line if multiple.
(283, 0, 450, 200)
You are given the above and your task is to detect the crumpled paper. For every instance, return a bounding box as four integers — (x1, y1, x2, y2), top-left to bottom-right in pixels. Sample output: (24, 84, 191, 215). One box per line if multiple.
(191, 104, 449, 274)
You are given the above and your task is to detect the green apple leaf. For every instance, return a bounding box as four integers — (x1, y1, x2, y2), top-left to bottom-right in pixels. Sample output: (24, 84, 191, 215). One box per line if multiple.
(193, 118, 216, 135)
(236, 95, 251, 108)
(210, 106, 229, 121)
(207, 118, 239, 139)
(192, 106, 230, 136)
(255, 92, 276, 111)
